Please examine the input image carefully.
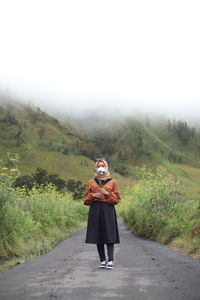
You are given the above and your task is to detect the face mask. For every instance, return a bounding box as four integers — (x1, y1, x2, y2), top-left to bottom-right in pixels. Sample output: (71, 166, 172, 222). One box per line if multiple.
(96, 167, 107, 176)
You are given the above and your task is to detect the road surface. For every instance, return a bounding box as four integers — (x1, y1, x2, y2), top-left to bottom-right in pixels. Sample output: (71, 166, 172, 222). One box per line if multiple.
(0, 219, 200, 300)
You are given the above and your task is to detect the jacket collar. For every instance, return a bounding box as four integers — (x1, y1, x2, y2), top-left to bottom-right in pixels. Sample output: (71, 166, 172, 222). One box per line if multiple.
(94, 177, 112, 186)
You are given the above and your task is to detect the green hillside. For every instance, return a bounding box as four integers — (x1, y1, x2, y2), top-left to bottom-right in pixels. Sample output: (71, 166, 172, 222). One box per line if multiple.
(64, 112, 200, 202)
(1, 96, 200, 198)
(0, 98, 132, 191)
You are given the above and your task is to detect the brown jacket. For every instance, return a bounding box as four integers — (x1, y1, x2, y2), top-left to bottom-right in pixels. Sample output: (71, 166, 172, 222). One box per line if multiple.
(83, 178, 121, 206)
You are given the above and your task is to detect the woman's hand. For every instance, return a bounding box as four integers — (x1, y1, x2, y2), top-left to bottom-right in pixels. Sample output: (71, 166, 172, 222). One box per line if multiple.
(93, 192, 105, 199)
(99, 188, 109, 196)
(93, 189, 109, 201)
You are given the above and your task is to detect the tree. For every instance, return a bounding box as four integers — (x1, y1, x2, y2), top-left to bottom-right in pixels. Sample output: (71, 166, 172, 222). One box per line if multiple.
(78, 142, 98, 159)
(32, 168, 48, 186)
(15, 125, 24, 145)
(169, 120, 196, 146)
(13, 168, 65, 192)
(66, 179, 86, 200)
(13, 175, 35, 191)
(38, 127, 45, 139)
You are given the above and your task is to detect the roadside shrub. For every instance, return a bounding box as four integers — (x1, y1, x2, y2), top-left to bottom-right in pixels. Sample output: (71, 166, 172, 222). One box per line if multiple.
(0, 155, 88, 263)
(0, 153, 29, 258)
(121, 165, 182, 239)
(120, 165, 200, 256)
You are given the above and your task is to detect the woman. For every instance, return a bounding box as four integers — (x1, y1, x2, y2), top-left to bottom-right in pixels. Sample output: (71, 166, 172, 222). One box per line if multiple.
(83, 158, 121, 269)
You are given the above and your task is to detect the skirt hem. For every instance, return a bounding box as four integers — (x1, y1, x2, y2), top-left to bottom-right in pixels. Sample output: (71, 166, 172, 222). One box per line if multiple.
(85, 241, 120, 244)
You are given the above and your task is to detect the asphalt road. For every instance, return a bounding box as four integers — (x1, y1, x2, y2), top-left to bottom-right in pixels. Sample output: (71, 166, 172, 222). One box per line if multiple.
(0, 219, 200, 300)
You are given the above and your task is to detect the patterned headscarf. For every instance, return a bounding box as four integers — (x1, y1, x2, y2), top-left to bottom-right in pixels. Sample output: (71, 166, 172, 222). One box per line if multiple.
(95, 159, 111, 180)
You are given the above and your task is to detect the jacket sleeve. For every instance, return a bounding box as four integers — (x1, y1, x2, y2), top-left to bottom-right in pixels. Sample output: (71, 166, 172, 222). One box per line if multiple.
(83, 180, 94, 206)
(107, 179, 121, 205)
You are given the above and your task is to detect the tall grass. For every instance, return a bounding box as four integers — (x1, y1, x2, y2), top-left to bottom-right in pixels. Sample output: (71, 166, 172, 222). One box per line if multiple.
(0, 155, 88, 270)
(118, 165, 200, 258)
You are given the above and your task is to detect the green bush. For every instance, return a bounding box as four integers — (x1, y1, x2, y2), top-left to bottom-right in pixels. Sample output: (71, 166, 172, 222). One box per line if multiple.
(0, 155, 88, 263)
(119, 165, 200, 256)
(143, 167, 178, 237)
(120, 165, 182, 239)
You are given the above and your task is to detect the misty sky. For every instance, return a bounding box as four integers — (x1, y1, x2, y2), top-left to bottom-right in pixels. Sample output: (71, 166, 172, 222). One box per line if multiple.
(0, 0, 199, 119)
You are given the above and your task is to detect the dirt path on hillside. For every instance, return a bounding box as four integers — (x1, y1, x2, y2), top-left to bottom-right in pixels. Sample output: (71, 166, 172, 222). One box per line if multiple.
(0, 219, 200, 300)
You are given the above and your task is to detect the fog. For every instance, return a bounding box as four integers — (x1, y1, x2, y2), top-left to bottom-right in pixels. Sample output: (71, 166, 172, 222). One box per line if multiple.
(0, 0, 199, 122)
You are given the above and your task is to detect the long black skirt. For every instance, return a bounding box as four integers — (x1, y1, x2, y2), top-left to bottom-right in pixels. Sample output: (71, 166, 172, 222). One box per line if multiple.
(85, 201, 120, 244)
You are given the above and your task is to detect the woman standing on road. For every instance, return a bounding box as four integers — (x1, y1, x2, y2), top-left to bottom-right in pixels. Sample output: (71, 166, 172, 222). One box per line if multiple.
(83, 158, 121, 269)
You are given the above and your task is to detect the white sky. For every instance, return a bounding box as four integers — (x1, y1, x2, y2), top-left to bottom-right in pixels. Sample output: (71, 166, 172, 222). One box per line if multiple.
(0, 0, 200, 118)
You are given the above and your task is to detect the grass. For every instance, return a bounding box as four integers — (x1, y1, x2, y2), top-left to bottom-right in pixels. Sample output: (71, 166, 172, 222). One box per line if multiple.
(0, 220, 87, 272)
(118, 165, 200, 259)
(0, 160, 89, 272)
(163, 161, 200, 202)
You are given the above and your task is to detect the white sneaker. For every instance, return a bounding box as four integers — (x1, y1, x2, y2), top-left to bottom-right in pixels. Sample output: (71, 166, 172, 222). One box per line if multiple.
(106, 261, 114, 269)
(99, 260, 107, 268)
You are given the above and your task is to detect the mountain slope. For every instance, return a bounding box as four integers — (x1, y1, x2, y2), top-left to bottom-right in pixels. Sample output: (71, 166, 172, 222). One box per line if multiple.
(0, 98, 132, 191)
(1, 96, 200, 198)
